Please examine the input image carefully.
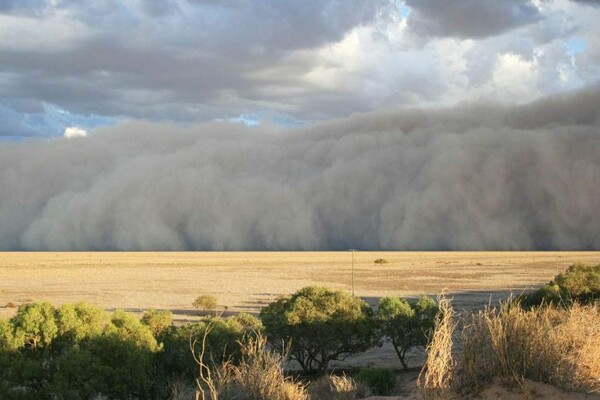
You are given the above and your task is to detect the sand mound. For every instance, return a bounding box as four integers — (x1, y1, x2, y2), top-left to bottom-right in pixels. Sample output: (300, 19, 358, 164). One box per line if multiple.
(360, 378, 600, 400)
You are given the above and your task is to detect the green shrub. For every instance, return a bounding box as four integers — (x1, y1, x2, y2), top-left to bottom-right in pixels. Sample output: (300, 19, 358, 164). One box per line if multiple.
(193, 294, 218, 315)
(377, 295, 438, 370)
(11, 302, 58, 352)
(521, 264, 600, 307)
(260, 286, 376, 374)
(0, 319, 19, 352)
(53, 302, 110, 351)
(159, 314, 262, 381)
(355, 368, 396, 395)
(142, 308, 174, 339)
(0, 303, 165, 399)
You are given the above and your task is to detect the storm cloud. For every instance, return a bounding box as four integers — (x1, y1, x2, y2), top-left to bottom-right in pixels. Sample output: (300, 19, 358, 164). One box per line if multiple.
(2, 0, 600, 138)
(405, 0, 542, 39)
(0, 87, 598, 251)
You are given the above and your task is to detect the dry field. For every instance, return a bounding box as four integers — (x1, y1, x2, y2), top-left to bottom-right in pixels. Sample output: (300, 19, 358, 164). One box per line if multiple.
(1, 251, 600, 372)
(2, 251, 599, 321)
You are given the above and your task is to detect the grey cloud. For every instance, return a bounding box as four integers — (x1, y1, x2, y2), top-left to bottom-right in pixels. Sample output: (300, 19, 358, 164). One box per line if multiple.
(0, 0, 45, 14)
(0, 0, 394, 121)
(570, 0, 600, 6)
(406, 0, 542, 39)
(0, 87, 598, 250)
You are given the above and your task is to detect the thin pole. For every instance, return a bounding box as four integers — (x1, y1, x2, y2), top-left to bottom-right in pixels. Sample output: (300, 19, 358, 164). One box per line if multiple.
(349, 249, 357, 296)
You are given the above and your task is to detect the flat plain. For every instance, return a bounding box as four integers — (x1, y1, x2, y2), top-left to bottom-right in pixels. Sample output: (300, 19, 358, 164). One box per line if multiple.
(2, 251, 600, 371)
(2, 251, 600, 321)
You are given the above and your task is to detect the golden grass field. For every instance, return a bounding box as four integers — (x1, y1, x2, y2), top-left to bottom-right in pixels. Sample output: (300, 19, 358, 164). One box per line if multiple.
(2, 251, 600, 322)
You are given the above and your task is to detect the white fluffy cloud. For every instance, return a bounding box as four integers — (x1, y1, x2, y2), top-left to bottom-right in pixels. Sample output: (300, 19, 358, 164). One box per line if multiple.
(63, 126, 87, 138)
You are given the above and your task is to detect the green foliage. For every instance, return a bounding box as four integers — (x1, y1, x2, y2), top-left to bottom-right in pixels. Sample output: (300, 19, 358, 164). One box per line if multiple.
(355, 368, 396, 395)
(0, 302, 163, 399)
(260, 286, 376, 374)
(0, 319, 20, 352)
(377, 295, 438, 370)
(230, 312, 263, 331)
(521, 264, 600, 307)
(158, 313, 262, 381)
(11, 302, 58, 352)
(109, 309, 161, 351)
(53, 302, 110, 351)
(142, 308, 174, 339)
(193, 294, 218, 314)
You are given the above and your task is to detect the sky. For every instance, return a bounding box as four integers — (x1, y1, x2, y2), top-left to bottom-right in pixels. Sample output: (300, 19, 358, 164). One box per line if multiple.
(0, 0, 599, 250)
(1, 0, 599, 137)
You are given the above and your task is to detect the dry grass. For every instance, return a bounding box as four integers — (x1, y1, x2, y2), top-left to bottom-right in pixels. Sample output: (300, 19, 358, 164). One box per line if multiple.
(458, 302, 600, 394)
(3, 251, 600, 323)
(308, 373, 368, 400)
(170, 379, 196, 400)
(194, 333, 308, 400)
(418, 295, 457, 399)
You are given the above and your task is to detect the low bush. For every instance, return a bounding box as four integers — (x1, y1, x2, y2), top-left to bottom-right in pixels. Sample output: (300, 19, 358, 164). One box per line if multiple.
(355, 368, 396, 395)
(521, 263, 600, 307)
(374, 258, 388, 265)
(193, 294, 218, 315)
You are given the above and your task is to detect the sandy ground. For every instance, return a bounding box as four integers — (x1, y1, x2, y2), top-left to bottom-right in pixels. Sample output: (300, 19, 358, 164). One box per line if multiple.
(362, 377, 600, 399)
(2, 251, 599, 321)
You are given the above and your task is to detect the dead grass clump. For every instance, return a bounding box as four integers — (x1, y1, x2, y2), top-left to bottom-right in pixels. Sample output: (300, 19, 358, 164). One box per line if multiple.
(418, 295, 456, 399)
(169, 379, 196, 400)
(193, 332, 308, 400)
(308, 373, 366, 400)
(458, 302, 600, 394)
(373, 258, 388, 265)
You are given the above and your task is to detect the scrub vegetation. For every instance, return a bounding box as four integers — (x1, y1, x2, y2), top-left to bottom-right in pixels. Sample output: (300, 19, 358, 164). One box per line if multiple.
(0, 264, 598, 399)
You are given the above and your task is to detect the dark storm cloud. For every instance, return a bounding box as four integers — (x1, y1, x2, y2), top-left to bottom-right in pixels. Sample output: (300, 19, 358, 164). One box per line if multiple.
(0, 0, 394, 121)
(405, 0, 543, 39)
(0, 87, 598, 250)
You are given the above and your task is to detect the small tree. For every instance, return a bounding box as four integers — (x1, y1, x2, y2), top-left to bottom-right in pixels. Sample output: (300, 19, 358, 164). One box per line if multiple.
(142, 309, 174, 339)
(377, 295, 438, 370)
(260, 286, 376, 374)
(11, 302, 58, 352)
(193, 295, 218, 315)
